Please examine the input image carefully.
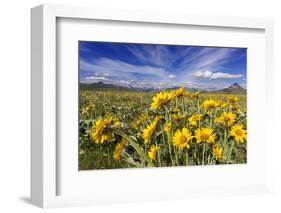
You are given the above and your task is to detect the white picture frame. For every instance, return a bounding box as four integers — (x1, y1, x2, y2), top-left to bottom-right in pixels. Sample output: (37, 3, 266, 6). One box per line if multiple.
(31, 4, 274, 208)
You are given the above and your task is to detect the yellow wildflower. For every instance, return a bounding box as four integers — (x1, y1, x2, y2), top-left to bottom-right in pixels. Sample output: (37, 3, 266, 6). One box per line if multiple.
(142, 123, 156, 143)
(142, 116, 162, 143)
(131, 112, 148, 129)
(113, 138, 126, 161)
(148, 145, 158, 161)
(227, 96, 239, 104)
(150, 91, 172, 110)
(188, 114, 203, 126)
(91, 116, 113, 144)
(172, 113, 187, 121)
(230, 124, 247, 143)
(171, 87, 187, 98)
(164, 122, 172, 133)
(154, 115, 164, 122)
(202, 99, 217, 110)
(112, 119, 122, 128)
(215, 112, 236, 126)
(212, 145, 223, 161)
(195, 128, 216, 144)
(172, 107, 180, 114)
(214, 100, 222, 108)
(220, 101, 230, 108)
(232, 104, 241, 114)
(173, 127, 192, 149)
(171, 108, 186, 121)
(190, 91, 200, 98)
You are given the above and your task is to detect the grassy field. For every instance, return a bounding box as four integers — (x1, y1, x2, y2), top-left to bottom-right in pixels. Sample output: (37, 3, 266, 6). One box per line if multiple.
(79, 88, 247, 170)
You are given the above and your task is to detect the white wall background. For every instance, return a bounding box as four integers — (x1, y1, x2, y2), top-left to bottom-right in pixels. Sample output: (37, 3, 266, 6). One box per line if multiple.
(0, 0, 280, 212)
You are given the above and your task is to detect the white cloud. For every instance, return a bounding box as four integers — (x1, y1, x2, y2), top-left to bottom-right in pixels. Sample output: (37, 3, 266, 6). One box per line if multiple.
(193, 70, 213, 79)
(193, 70, 243, 80)
(85, 76, 108, 81)
(168, 74, 176, 79)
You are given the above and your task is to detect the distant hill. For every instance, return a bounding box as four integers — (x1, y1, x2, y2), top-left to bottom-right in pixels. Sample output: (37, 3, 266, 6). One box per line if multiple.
(80, 82, 207, 93)
(80, 82, 132, 91)
(80, 81, 156, 92)
(215, 83, 246, 94)
(80, 82, 246, 94)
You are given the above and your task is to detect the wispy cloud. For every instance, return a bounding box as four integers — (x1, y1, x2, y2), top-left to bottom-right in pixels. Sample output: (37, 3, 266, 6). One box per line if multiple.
(193, 70, 243, 80)
(183, 48, 235, 71)
(126, 45, 173, 67)
(85, 76, 109, 81)
(81, 57, 169, 80)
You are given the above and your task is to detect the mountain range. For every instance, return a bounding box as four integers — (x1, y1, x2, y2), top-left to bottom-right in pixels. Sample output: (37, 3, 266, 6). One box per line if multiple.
(215, 83, 246, 94)
(80, 82, 246, 94)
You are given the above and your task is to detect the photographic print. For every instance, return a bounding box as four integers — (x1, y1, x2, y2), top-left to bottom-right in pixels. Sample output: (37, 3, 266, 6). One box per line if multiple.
(79, 41, 247, 170)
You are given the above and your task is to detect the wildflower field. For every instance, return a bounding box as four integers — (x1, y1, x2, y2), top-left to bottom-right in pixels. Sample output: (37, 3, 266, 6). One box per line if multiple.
(79, 88, 247, 170)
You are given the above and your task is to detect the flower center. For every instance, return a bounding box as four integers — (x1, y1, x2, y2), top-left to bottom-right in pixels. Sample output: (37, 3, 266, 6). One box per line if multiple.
(235, 129, 243, 136)
(223, 117, 231, 122)
(201, 133, 209, 140)
(179, 135, 187, 143)
(159, 97, 165, 102)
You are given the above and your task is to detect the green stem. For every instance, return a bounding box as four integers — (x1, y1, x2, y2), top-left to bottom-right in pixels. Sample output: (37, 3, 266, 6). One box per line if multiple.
(174, 147, 179, 166)
(157, 147, 161, 167)
(181, 98, 185, 113)
(195, 142, 198, 165)
(107, 147, 110, 167)
(223, 128, 228, 160)
(186, 150, 189, 166)
(202, 143, 206, 165)
(164, 106, 175, 166)
(167, 133, 174, 166)
(207, 152, 211, 165)
(227, 140, 235, 163)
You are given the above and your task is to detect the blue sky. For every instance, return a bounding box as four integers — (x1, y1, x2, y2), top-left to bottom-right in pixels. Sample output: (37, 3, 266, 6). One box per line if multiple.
(79, 41, 246, 90)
